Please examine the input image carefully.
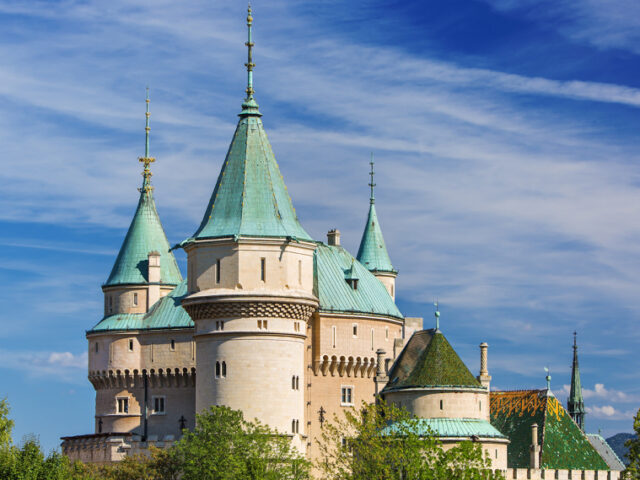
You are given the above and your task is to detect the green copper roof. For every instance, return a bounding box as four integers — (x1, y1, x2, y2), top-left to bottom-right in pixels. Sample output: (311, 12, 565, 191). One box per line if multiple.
(384, 329, 482, 391)
(382, 418, 507, 439)
(314, 243, 403, 319)
(568, 333, 586, 430)
(356, 203, 396, 273)
(587, 434, 626, 471)
(490, 390, 609, 470)
(90, 280, 192, 332)
(105, 186, 182, 287)
(190, 114, 312, 242)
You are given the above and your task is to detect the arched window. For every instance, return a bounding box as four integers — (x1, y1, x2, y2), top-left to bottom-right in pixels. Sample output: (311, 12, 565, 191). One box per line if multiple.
(222, 361, 227, 378)
(296, 420, 299, 433)
(128, 339, 134, 352)
(170, 339, 175, 351)
(292, 420, 296, 433)
(215, 362, 221, 378)
(440, 399, 443, 410)
(295, 376, 299, 390)
(479, 400, 482, 411)
(133, 292, 138, 306)
(292, 376, 296, 390)
(95, 342, 99, 353)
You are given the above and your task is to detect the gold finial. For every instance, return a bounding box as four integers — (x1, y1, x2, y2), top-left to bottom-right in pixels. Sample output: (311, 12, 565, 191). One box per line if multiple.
(245, 3, 255, 99)
(138, 87, 155, 194)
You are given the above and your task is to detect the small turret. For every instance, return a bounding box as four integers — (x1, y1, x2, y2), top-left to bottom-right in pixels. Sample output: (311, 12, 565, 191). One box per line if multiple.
(568, 331, 586, 431)
(477, 342, 491, 388)
(356, 156, 397, 299)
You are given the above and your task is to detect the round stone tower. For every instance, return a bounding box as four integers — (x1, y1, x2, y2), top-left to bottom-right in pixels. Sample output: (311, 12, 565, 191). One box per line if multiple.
(180, 6, 318, 451)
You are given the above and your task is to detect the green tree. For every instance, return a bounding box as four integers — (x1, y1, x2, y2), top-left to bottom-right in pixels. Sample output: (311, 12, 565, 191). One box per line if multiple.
(626, 408, 640, 480)
(318, 400, 503, 480)
(173, 406, 310, 480)
(0, 398, 14, 448)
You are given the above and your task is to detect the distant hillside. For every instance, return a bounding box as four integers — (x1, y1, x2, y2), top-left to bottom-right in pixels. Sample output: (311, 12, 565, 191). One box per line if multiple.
(606, 433, 636, 465)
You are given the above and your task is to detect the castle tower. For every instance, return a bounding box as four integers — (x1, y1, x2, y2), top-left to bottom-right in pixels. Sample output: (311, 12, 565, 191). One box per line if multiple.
(356, 157, 397, 299)
(568, 331, 586, 431)
(102, 89, 182, 315)
(180, 7, 318, 450)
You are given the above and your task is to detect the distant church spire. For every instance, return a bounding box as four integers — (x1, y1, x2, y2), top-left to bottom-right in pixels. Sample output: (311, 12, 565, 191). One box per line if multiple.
(241, 4, 261, 116)
(369, 153, 376, 205)
(568, 331, 586, 431)
(139, 87, 155, 195)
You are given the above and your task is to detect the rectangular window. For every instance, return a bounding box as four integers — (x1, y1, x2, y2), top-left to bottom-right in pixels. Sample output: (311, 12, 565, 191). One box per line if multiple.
(117, 397, 129, 414)
(128, 339, 134, 352)
(216, 259, 221, 284)
(298, 260, 302, 285)
(95, 342, 99, 353)
(371, 328, 374, 350)
(385, 327, 389, 340)
(260, 257, 266, 282)
(352, 324, 358, 337)
(170, 339, 175, 351)
(153, 396, 165, 414)
(341, 386, 354, 406)
(133, 292, 138, 306)
(332, 326, 337, 348)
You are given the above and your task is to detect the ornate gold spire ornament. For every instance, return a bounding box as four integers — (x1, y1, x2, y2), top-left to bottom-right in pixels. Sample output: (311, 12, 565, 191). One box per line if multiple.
(245, 4, 255, 99)
(369, 153, 376, 205)
(139, 87, 155, 194)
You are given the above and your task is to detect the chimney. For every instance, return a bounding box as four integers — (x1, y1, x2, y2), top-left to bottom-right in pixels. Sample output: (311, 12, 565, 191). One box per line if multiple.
(530, 423, 541, 469)
(374, 348, 388, 397)
(477, 342, 491, 388)
(327, 229, 341, 246)
(147, 251, 161, 309)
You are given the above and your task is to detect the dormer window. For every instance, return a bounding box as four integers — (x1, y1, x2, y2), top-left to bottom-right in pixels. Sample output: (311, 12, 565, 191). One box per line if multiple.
(133, 292, 138, 306)
(346, 278, 358, 290)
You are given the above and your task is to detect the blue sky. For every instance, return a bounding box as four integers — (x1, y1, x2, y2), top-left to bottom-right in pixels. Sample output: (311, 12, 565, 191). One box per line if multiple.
(0, 0, 639, 452)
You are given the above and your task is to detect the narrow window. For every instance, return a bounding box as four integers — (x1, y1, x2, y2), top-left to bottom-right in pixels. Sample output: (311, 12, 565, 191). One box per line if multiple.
(440, 399, 443, 410)
(117, 397, 129, 414)
(479, 400, 482, 411)
(391, 284, 394, 297)
(495, 449, 498, 459)
(257, 320, 262, 329)
(95, 342, 99, 353)
(153, 396, 165, 414)
(385, 327, 389, 340)
(215, 259, 221, 284)
(170, 339, 175, 351)
(371, 328, 374, 350)
(128, 339, 134, 352)
(133, 292, 138, 306)
(108, 296, 113, 313)
(292, 376, 296, 389)
(292, 420, 296, 433)
(296, 420, 299, 433)
(222, 361, 227, 377)
(332, 326, 337, 348)
(260, 257, 266, 282)
(341, 386, 354, 406)
(298, 260, 302, 285)
(263, 320, 268, 329)
(295, 376, 299, 390)
(215, 361, 221, 378)
(352, 324, 358, 337)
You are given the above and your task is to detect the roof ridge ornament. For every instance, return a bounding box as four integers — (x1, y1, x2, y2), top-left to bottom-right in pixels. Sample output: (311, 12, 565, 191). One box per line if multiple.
(240, 4, 261, 116)
(369, 153, 376, 205)
(434, 300, 441, 331)
(138, 87, 156, 194)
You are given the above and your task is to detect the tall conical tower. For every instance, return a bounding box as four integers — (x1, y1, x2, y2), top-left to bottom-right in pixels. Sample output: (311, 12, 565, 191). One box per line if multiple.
(181, 7, 318, 451)
(568, 331, 586, 431)
(103, 90, 182, 316)
(356, 156, 397, 299)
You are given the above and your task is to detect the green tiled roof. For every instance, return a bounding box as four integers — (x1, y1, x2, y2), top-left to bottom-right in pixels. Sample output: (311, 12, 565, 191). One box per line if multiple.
(490, 390, 609, 470)
(382, 418, 507, 439)
(105, 187, 182, 287)
(356, 203, 396, 273)
(314, 243, 403, 319)
(383, 329, 482, 392)
(89, 280, 192, 332)
(190, 112, 312, 242)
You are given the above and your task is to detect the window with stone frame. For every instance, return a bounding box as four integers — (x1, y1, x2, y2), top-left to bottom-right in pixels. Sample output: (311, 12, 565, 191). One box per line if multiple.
(117, 397, 129, 414)
(341, 386, 354, 406)
(152, 396, 166, 414)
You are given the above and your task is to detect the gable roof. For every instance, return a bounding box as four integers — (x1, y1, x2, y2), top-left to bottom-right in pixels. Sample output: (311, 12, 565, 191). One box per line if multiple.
(490, 390, 609, 470)
(105, 185, 182, 287)
(383, 329, 482, 392)
(587, 434, 626, 471)
(89, 280, 192, 333)
(189, 113, 312, 242)
(314, 243, 403, 320)
(356, 203, 395, 273)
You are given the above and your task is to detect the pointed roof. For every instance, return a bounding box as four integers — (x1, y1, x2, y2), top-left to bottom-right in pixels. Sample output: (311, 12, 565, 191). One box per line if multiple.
(104, 93, 182, 287)
(189, 6, 312, 243)
(490, 390, 609, 470)
(568, 332, 586, 429)
(383, 329, 482, 392)
(356, 158, 396, 273)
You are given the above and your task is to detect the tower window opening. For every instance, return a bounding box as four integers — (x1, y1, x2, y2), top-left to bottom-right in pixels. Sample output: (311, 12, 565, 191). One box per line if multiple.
(332, 326, 337, 348)
(222, 361, 226, 377)
(216, 321, 224, 331)
(495, 449, 498, 459)
(296, 419, 299, 433)
(95, 342, 99, 353)
(371, 328, 374, 350)
(133, 292, 138, 306)
(117, 397, 129, 414)
(352, 324, 358, 337)
(128, 339, 134, 352)
(298, 260, 302, 285)
(479, 400, 482, 411)
(260, 257, 266, 282)
(292, 420, 297, 433)
(216, 259, 221, 284)
(215, 361, 221, 378)
(385, 327, 389, 340)
(108, 296, 113, 313)
(440, 399, 443, 410)
(341, 386, 354, 406)
(153, 396, 165, 414)
(170, 339, 175, 351)
(295, 376, 299, 390)
(391, 284, 394, 297)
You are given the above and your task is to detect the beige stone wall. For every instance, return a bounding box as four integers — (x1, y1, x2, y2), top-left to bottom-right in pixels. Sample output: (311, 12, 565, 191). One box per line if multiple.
(384, 388, 490, 420)
(102, 286, 174, 316)
(373, 272, 397, 300)
(439, 440, 508, 470)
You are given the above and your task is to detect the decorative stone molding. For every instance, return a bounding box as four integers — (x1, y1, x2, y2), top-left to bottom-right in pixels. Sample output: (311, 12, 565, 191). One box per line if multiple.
(88, 368, 196, 390)
(183, 300, 317, 322)
(313, 355, 378, 378)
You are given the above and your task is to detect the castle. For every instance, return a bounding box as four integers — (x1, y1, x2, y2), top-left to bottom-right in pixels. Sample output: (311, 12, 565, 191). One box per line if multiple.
(61, 8, 625, 478)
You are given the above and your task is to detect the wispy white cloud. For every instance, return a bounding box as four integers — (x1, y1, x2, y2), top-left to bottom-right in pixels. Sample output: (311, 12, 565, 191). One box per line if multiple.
(0, 350, 87, 383)
(587, 405, 637, 421)
(560, 383, 639, 403)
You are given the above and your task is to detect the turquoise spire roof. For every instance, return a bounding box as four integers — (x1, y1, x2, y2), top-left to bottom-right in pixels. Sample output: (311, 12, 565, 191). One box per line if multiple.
(356, 157, 396, 273)
(104, 92, 182, 287)
(568, 332, 586, 431)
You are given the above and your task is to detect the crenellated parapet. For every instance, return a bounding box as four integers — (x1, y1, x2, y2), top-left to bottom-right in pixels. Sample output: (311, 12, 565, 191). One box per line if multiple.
(313, 355, 378, 378)
(88, 368, 196, 390)
(183, 295, 317, 322)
